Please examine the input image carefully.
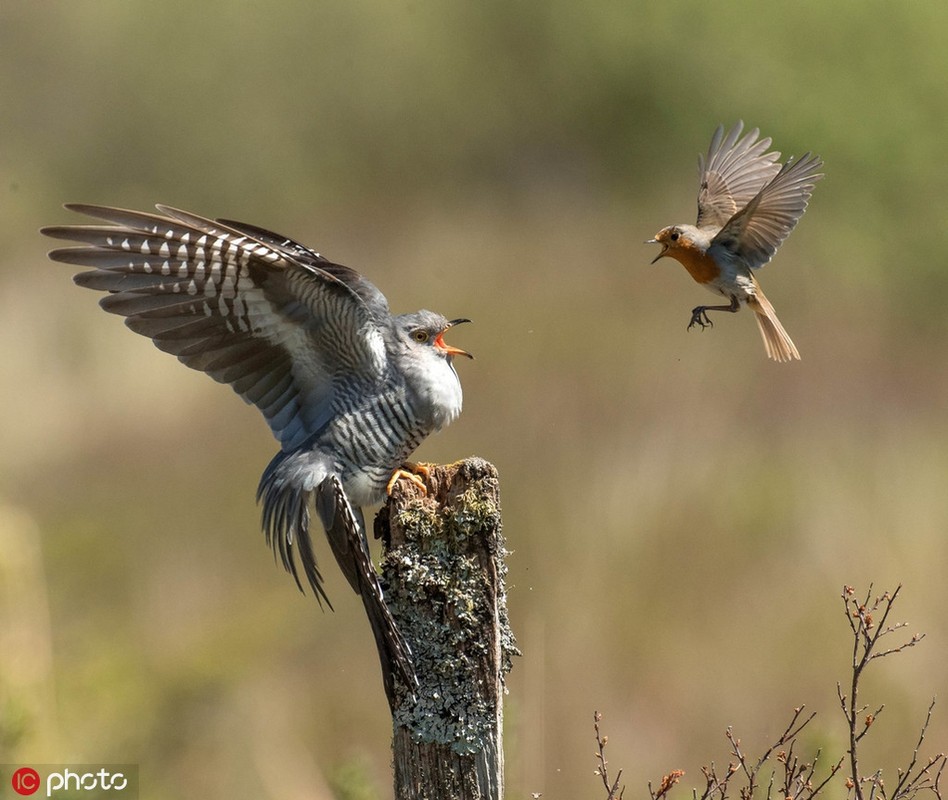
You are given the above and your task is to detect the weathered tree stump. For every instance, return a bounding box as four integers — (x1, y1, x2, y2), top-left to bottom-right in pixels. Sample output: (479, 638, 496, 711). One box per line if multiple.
(374, 457, 516, 800)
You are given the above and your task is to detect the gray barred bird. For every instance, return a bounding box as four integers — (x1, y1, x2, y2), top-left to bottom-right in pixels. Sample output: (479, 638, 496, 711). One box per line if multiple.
(43, 204, 473, 701)
(647, 122, 823, 361)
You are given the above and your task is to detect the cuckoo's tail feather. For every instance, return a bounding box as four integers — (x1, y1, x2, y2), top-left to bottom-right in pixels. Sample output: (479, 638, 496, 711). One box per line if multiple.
(258, 455, 417, 706)
(257, 450, 331, 608)
(748, 292, 800, 362)
(315, 475, 418, 707)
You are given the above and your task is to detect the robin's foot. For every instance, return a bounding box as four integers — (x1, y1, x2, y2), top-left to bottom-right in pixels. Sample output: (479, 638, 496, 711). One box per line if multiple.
(688, 307, 714, 330)
(386, 462, 432, 496)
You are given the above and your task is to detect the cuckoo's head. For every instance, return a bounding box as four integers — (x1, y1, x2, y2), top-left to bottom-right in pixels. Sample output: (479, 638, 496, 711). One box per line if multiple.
(399, 311, 473, 362)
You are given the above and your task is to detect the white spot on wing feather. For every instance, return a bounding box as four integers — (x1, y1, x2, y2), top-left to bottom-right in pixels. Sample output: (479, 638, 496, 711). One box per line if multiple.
(221, 272, 237, 299)
(365, 327, 387, 371)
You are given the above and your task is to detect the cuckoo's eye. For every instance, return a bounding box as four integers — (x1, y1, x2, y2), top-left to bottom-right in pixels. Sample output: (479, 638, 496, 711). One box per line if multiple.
(670, 231, 680, 241)
(411, 329, 430, 343)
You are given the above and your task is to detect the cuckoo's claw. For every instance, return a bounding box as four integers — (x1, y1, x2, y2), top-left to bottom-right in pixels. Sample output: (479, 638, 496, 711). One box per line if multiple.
(386, 462, 432, 496)
(688, 307, 714, 330)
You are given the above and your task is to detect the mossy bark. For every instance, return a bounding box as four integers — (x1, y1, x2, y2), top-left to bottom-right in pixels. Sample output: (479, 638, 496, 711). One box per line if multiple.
(374, 458, 516, 800)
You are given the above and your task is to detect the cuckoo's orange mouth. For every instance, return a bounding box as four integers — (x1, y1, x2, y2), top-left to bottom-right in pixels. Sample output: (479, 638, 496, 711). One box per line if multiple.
(435, 319, 474, 359)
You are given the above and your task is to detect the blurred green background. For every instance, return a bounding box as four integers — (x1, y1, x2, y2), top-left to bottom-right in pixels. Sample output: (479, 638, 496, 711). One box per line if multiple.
(3, 2, 948, 798)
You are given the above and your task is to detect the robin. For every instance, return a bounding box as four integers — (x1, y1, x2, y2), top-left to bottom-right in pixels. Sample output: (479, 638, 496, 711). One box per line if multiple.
(648, 121, 823, 361)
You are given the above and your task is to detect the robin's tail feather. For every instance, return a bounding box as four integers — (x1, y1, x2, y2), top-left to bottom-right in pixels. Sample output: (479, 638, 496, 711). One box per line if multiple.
(748, 292, 800, 362)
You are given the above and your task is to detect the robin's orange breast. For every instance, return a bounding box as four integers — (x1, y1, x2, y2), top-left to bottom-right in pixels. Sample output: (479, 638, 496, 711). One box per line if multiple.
(667, 243, 721, 285)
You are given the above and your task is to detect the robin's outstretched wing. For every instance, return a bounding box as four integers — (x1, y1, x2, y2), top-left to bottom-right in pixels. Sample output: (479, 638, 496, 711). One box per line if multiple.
(696, 121, 783, 229)
(43, 204, 390, 452)
(709, 152, 824, 269)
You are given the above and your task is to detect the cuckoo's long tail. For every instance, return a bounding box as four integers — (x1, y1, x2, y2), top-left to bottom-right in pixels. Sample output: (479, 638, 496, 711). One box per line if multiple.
(747, 291, 800, 362)
(315, 475, 418, 707)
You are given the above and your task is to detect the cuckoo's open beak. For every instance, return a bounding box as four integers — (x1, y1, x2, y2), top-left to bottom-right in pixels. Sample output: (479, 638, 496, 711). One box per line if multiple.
(436, 318, 474, 359)
(646, 239, 667, 264)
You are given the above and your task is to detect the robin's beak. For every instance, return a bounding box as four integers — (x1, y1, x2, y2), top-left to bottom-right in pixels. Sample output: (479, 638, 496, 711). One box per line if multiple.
(645, 239, 667, 264)
(435, 319, 474, 359)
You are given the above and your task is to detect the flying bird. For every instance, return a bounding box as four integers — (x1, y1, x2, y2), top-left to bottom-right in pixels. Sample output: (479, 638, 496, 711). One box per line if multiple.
(648, 122, 823, 361)
(43, 204, 473, 699)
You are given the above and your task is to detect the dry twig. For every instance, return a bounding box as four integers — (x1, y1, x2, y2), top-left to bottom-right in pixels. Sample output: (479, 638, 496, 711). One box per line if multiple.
(607, 585, 946, 800)
(687, 707, 842, 800)
(595, 711, 627, 800)
(838, 585, 944, 800)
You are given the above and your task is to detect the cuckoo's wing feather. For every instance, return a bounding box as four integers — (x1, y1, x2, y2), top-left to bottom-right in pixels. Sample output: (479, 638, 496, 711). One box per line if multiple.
(709, 152, 824, 269)
(43, 204, 390, 452)
(696, 121, 783, 229)
(215, 216, 391, 316)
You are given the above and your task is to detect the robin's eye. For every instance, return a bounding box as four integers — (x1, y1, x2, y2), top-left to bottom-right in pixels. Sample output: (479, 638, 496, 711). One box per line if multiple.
(670, 231, 679, 241)
(411, 330, 429, 343)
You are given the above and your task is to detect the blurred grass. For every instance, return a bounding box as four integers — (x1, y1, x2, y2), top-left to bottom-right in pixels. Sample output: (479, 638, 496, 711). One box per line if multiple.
(3, 1, 948, 798)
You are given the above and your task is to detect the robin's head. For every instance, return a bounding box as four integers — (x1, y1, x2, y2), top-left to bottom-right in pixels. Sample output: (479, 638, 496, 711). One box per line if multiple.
(645, 225, 705, 264)
(647, 226, 684, 263)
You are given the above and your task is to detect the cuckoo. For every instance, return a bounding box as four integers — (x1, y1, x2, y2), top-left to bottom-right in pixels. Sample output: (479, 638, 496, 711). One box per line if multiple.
(43, 204, 473, 698)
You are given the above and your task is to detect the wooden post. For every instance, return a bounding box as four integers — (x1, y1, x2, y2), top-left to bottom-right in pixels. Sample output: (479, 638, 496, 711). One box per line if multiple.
(374, 457, 516, 800)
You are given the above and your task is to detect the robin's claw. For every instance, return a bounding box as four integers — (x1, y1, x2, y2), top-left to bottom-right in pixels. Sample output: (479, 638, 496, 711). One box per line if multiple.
(688, 307, 714, 330)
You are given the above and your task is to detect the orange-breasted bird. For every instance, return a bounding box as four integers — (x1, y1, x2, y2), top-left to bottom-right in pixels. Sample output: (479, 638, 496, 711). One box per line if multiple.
(648, 122, 823, 362)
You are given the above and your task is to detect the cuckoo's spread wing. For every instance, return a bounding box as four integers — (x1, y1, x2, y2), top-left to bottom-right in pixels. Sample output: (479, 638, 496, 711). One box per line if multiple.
(43, 204, 390, 452)
(709, 152, 824, 269)
(696, 121, 783, 229)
